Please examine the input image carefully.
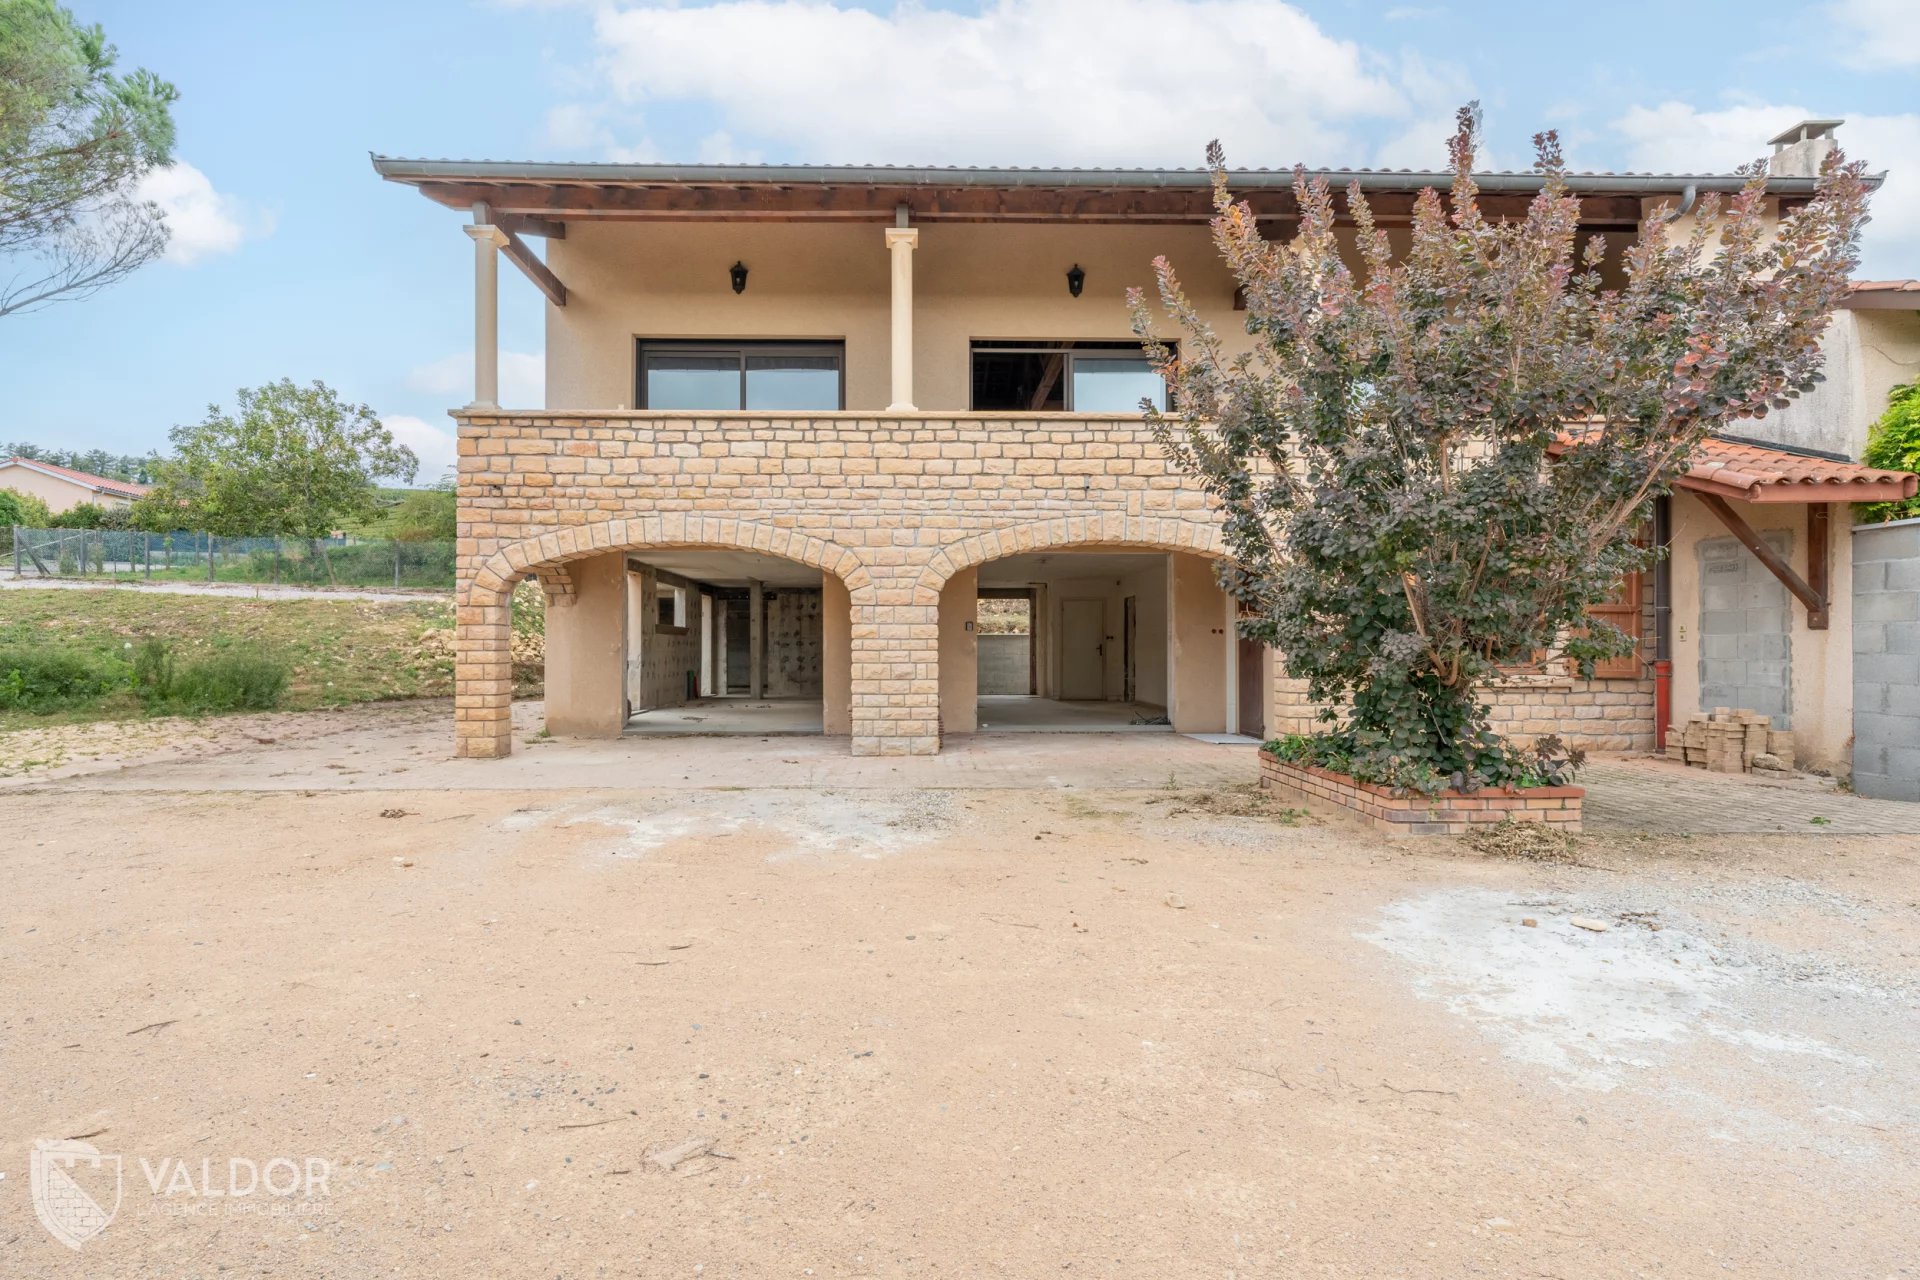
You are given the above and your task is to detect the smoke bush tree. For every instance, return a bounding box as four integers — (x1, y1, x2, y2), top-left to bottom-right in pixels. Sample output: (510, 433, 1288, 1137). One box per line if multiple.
(1131, 106, 1869, 792)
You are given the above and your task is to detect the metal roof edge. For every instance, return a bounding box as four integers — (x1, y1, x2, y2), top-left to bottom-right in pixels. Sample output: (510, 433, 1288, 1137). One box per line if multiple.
(369, 155, 1840, 195)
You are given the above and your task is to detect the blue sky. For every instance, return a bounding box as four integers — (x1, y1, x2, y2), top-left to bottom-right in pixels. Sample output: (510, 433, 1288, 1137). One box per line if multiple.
(4, 0, 1915, 481)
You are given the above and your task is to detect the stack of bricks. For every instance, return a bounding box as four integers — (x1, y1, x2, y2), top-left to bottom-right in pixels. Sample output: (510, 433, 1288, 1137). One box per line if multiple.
(1668, 707, 1796, 773)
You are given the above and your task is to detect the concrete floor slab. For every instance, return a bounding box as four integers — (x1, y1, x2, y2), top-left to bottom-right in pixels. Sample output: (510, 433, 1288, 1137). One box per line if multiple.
(974, 695, 1171, 732)
(627, 697, 823, 736)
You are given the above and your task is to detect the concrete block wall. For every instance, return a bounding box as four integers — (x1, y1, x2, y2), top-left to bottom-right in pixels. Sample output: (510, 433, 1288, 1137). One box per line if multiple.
(1852, 517, 1920, 801)
(977, 633, 1031, 695)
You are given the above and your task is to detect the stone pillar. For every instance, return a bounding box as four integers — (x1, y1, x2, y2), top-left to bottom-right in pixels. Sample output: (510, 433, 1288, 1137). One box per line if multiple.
(748, 579, 765, 699)
(938, 567, 978, 735)
(454, 587, 514, 759)
(822, 574, 852, 736)
(544, 552, 627, 738)
(884, 227, 919, 411)
(464, 220, 508, 409)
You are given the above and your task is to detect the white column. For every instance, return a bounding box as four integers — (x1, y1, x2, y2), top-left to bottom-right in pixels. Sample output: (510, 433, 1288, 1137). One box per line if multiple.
(464, 222, 508, 408)
(884, 227, 919, 411)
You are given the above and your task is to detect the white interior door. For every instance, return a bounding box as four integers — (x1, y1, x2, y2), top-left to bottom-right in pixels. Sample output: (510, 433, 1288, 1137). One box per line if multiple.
(1059, 599, 1105, 701)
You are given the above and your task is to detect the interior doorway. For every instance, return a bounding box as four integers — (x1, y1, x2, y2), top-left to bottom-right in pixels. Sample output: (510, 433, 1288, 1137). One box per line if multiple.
(1059, 599, 1105, 700)
(620, 549, 843, 737)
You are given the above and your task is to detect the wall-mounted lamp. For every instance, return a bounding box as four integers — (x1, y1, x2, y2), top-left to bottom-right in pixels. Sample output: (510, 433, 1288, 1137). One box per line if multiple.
(729, 261, 749, 294)
(1065, 264, 1085, 297)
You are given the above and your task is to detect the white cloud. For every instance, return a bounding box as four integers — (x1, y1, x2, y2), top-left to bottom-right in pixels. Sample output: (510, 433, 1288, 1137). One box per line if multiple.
(577, 0, 1464, 170)
(382, 414, 459, 486)
(135, 162, 265, 264)
(1828, 0, 1919, 69)
(407, 349, 546, 409)
(1611, 101, 1920, 279)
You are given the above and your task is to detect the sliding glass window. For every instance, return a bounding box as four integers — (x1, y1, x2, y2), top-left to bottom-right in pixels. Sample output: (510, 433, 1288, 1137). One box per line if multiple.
(637, 341, 845, 411)
(970, 341, 1171, 413)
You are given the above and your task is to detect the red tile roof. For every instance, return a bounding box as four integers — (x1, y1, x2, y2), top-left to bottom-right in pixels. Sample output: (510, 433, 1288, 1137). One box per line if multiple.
(1842, 279, 1920, 310)
(1, 456, 150, 501)
(1550, 433, 1917, 504)
(1679, 438, 1915, 503)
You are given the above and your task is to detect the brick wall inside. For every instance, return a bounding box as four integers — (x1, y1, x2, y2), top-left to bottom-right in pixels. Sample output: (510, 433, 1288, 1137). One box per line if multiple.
(1265, 593, 1659, 756)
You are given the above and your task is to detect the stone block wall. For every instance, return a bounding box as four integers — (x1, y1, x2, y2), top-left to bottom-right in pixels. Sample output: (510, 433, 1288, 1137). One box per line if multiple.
(454, 409, 1658, 760)
(1852, 517, 1920, 801)
(1264, 593, 1658, 755)
(453, 410, 1226, 757)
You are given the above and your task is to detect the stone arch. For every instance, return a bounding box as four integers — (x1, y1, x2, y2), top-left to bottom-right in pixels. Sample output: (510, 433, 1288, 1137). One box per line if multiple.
(912, 512, 1226, 601)
(895, 512, 1232, 748)
(466, 515, 871, 605)
(453, 516, 871, 759)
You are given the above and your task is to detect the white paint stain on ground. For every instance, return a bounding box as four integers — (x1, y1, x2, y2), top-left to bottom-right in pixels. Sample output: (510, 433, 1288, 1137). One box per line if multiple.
(1362, 887, 1873, 1093)
(498, 790, 953, 862)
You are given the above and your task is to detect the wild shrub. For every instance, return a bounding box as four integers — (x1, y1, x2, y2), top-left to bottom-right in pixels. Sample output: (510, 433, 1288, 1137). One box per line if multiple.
(0, 649, 123, 712)
(166, 649, 289, 712)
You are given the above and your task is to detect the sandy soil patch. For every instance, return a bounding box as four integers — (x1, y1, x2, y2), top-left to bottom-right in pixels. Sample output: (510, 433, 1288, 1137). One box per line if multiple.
(2, 771, 1917, 1276)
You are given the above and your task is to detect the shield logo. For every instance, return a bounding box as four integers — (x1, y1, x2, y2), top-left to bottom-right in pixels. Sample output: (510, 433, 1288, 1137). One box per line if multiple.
(31, 1138, 122, 1250)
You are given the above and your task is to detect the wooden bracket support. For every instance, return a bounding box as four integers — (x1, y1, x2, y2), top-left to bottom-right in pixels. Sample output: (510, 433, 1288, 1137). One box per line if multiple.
(1698, 492, 1829, 630)
(499, 229, 566, 307)
(475, 201, 567, 307)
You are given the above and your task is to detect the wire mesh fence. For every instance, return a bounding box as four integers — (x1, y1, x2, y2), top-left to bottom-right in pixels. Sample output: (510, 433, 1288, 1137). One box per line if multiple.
(6, 527, 455, 590)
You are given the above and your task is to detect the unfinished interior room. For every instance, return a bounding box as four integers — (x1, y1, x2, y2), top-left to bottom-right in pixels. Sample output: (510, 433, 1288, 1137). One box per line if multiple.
(948, 549, 1265, 738)
(546, 550, 851, 740)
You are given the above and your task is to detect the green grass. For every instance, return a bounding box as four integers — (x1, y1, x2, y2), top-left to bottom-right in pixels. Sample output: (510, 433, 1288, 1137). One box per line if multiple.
(0, 588, 459, 731)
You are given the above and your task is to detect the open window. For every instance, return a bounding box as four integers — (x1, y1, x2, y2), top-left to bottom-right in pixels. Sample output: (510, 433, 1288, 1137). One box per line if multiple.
(970, 341, 1170, 413)
(656, 583, 688, 632)
(637, 340, 845, 411)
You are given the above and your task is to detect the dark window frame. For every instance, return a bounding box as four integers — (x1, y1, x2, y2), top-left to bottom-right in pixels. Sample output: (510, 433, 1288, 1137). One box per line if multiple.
(967, 339, 1173, 413)
(635, 338, 847, 411)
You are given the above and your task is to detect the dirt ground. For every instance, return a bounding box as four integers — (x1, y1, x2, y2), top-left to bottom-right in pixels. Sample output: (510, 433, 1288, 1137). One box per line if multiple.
(3, 710, 1918, 1277)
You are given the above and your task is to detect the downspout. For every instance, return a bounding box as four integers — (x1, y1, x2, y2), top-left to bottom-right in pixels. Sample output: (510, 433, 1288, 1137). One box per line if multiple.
(1645, 183, 1692, 754)
(1660, 184, 1699, 225)
(1652, 495, 1674, 752)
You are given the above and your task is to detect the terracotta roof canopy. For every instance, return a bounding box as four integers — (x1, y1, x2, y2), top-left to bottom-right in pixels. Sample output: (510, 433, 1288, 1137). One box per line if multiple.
(1678, 438, 1917, 504)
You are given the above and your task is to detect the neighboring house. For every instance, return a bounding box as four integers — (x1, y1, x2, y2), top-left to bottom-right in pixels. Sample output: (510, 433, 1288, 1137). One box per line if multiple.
(376, 118, 1912, 765)
(0, 456, 149, 515)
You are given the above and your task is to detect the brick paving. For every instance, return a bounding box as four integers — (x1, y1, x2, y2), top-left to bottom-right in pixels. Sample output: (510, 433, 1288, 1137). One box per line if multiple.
(1581, 758, 1920, 835)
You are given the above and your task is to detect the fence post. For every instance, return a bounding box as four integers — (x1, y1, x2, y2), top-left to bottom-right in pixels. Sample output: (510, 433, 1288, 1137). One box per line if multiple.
(208, 534, 216, 583)
(11, 526, 18, 577)
(273, 537, 283, 585)
(394, 541, 402, 589)
(144, 532, 152, 580)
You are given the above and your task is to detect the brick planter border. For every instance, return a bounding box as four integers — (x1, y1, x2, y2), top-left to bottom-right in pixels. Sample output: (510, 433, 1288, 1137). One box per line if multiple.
(1258, 751, 1583, 837)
